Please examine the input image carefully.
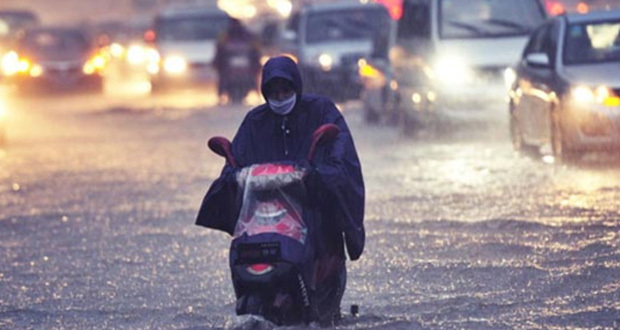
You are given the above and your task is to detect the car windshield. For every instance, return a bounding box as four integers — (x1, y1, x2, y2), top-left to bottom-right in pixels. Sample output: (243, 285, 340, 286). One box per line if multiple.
(156, 14, 229, 41)
(0, 11, 38, 38)
(305, 7, 389, 44)
(439, 0, 546, 39)
(563, 19, 620, 65)
(22, 30, 89, 53)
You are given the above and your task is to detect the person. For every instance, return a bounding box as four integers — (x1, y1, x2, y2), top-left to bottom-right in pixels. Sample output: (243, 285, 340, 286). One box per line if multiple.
(196, 56, 365, 323)
(213, 18, 261, 103)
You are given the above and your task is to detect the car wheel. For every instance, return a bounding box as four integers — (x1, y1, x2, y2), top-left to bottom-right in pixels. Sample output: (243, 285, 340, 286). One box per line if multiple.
(510, 110, 540, 157)
(551, 109, 581, 163)
(510, 112, 523, 149)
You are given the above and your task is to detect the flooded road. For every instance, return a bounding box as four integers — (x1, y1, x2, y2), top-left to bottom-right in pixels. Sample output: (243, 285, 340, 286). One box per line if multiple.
(0, 85, 618, 329)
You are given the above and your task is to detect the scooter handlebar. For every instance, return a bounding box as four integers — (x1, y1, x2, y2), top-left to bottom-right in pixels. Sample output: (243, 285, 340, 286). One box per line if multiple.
(207, 123, 339, 168)
(208, 136, 238, 168)
(308, 124, 340, 163)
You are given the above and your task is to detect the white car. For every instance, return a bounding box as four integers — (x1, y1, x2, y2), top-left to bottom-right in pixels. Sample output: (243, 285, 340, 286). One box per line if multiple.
(361, 0, 548, 134)
(280, 1, 393, 101)
(148, 6, 230, 91)
(508, 10, 620, 162)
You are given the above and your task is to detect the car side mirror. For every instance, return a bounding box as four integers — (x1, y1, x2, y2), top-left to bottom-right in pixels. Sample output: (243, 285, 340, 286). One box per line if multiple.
(525, 53, 551, 68)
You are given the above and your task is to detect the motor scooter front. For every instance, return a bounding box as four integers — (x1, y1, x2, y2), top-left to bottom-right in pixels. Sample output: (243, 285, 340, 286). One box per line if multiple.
(207, 124, 340, 325)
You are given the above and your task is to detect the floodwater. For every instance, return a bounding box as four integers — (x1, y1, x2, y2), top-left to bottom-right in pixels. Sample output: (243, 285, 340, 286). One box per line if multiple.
(0, 87, 619, 329)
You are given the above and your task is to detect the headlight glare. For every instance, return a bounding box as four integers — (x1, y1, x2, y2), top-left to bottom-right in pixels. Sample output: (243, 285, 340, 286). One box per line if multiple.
(163, 56, 187, 74)
(30, 64, 44, 77)
(1, 51, 20, 76)
(504, 67, 517, 90)
(127, 45, 147, 65)
(318, 53, 333, 71)
(572, 86, 595, 103)
(571, 85, 618, 107)
(434, 56, 471, 85)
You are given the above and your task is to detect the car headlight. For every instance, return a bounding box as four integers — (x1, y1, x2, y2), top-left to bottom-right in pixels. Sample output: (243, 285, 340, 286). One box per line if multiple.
(109, 42, 125, 58)
(83, 53, 107, 75)
(318, 53, 333, 71)
(571, 85, 620, 107)
(163, 55, 187, 74)
(1, 51, 30, 76)
(29, 64, 44, 77)
(358, 59, 382, 79)
(433, 56, 473, 85)
(127, 44, 147, 65)
(504, 67, 517, 90)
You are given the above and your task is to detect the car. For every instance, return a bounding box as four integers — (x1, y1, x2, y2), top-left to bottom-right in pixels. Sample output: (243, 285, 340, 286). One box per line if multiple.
(508, 10, 620, 162)
(279, 1, 393, 101)
(360, 0, 548, 134)
(147, 5, 231, 92)
(2, 26, 106, 94)
(0, 9, 40, 80)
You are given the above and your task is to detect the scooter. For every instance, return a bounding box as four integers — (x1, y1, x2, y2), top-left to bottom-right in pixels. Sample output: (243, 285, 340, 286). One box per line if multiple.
(208, 124, 340, 325)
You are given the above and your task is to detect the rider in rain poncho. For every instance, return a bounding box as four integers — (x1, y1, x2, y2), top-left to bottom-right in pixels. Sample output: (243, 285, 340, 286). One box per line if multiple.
(196, 56, 365, 320)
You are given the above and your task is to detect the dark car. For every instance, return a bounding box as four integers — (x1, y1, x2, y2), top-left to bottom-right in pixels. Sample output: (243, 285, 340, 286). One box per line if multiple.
(0, 9, 40, 80)
(3, 27, 105, 93)
(508, 10, 620, 162)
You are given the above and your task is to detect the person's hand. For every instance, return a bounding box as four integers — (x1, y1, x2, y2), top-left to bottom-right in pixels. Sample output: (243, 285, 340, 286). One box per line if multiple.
(295, 159, 312, 172)
(236, 167, 251, 187)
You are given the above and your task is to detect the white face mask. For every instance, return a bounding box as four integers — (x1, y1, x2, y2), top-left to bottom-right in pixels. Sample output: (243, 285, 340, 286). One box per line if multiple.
(268, 94, 296, 116)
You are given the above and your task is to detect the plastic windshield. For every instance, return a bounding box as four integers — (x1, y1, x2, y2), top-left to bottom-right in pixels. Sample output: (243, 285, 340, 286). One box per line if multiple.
(234, 164, 308, 244)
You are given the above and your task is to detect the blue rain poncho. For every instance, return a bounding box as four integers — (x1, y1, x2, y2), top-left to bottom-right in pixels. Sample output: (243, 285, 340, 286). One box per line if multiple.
(196, 56, 365, 261)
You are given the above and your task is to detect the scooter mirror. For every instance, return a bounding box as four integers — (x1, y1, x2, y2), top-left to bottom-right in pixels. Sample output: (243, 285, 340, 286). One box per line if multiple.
(208, 136, 238, 168)
(308, 124, 340, 162)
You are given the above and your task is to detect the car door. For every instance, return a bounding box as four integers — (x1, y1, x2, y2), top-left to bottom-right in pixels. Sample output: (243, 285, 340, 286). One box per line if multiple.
(516, 21, 558, 144)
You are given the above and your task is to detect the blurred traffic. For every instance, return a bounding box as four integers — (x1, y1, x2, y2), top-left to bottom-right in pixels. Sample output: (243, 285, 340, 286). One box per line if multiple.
(2, 1, 620, 328)
(0, 0, 619, 161)
(360, 0, 549, 134)
(2, 27, 106, 94)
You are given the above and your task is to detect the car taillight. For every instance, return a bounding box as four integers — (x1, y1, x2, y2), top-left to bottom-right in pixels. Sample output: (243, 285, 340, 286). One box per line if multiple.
(246, 263, 274, 275)
(546, 1, 565, 16)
